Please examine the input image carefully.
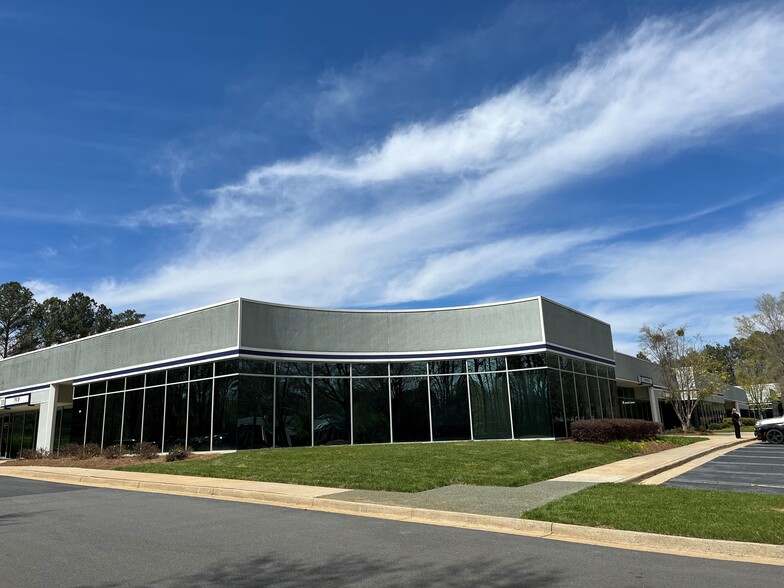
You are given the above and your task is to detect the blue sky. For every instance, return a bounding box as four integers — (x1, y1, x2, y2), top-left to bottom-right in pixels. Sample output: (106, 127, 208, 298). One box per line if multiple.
(1, 1, 783, 354)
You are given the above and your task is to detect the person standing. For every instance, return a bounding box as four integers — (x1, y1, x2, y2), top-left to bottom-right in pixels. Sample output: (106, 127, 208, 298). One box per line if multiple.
(731, 407, 742, 439)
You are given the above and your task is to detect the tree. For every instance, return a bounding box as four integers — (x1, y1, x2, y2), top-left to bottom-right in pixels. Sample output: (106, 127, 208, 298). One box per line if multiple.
(639, 325, 722, 432)
(735, 292, 784, 384)
(0, 282, 37, 358)
(734, 338, 773, 418)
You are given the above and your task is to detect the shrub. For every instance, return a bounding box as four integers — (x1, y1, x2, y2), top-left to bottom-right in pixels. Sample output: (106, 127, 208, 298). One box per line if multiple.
(165, 445, 191, 462)
(708, 422, 726, 430)
(102, 444, 125, 459)
(571, 418, 661, 443)
(18, 448, 49, 459)
(81, 443, 102, 459)
(133, 442, 160, 459)
(58, 443, 84, 458)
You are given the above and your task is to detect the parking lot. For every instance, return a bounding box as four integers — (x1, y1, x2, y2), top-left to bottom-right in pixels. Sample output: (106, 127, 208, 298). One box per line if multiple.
(664, 441, 784, 495)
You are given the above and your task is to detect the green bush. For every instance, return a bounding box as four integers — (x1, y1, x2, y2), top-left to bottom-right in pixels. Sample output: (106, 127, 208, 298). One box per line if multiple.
(708, 422, 726, 430)
(571, 419, 661, 443)
(165, 445, 192, 462)
(133, 442, 160, 459)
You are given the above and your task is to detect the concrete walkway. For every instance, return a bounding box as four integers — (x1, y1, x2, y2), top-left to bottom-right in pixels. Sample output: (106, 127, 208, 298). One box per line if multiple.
(2, 434, 781, 567)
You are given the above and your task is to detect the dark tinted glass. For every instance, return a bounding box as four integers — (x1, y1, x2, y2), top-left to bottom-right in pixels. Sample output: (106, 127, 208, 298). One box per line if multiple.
(507, 353, 546, 370)
(70, 397, 88, 444)
(190, 363, 213, 381)
(103, 392, 124, 447)
(600, 378, 614, 419)
(428, 360, 465, 375)
(314, 378, 350, 445)
(390, 362, 427, 376)
(54, 407, 72, 455)
(314, 363, 350, 377)
(275, 377, 311, 447)
(585, 362, 597, 376)
(188, 380, 213, 451)
(215, 359, 239, 377)
(352, 363, 388, 377)
(468, 372, 512, 439)
(429, 374, 470, 441)
(239, 359, 274, 375)
(607, 368, 616, 380)
(276, 362, 312, 377)
(573, 359, 586, 374)
(390, 377, 430, 442)
(560, 371, 578, 434)
(596, 364, 608, 378)
(468, 356, 507, 372)
(167, 367, 188, 383)
(212, 377, 238, 450)
(85, 395, 104, 445)
(575, 374, 592, 419)
(126, 375, 145, 390)
(122, 389, 143, 448)
(548, 369, 567, 437)
(558, 356, 572, 371)
(89, 381, 107, 396)
(546, 353, 560, 369)
(142, 386, 164, 449)
(107, 378, 125, 393)
(146, 370, 166, 387)
(73, 384, 89, 399)
(237, 376, 273, 449)
(163, 383, 188, 450)
(352, 379, 390, 444)
(587, 376, 602, 418)
(508, 369, 553, 438)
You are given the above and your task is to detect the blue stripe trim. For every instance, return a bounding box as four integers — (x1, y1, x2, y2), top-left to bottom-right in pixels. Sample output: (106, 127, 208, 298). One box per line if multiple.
(0, 385, 50, 398)
(239, 344, 615, 366)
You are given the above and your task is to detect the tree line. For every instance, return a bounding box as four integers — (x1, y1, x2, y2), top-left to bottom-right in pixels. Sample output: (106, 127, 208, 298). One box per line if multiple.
(638, 291, 784, 430)
(0, 281, 145, 359)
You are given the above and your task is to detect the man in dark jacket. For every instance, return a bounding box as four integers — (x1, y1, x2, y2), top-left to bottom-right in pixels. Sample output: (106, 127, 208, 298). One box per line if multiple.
(731, 408, 741, 439)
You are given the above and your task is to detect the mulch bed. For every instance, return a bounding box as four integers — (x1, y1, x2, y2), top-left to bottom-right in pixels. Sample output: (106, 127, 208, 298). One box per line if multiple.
(0, 453, 218, 470)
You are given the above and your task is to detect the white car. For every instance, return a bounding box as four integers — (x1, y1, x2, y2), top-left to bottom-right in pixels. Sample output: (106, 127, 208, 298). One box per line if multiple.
(754, 416, 784, 444)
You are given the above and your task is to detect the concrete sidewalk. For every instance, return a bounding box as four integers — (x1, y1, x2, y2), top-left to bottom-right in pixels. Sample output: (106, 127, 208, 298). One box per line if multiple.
(2, 435, 780, 567)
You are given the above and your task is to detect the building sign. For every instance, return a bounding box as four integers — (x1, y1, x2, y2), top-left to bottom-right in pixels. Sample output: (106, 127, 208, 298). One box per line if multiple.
(1, 394, 31, 409)
(637, 376, 653, 386)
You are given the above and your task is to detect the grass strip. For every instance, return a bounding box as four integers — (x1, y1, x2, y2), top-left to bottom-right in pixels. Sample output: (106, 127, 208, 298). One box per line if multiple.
(117, 438, 701, 493)
(523, 483, 784, 544)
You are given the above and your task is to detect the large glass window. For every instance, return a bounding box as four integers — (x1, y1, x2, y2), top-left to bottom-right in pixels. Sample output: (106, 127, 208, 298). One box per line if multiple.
(190, 362, 213, 381)
(163, 383, 187, 450)
(468, 372, 512, 439)
(103, 392, 124, 447)
(212, 377, 238, 450)
(122, 389, 144, 448)
(276, 362, 311, 377)
(239, 359, 274, 375)
(587, 376, 602, 419)
(390, 377, 430, 442)
(575, 373, 592, 419)
(237, 376, 273, 449)
(275, 377, 311, 447)
(560, 371, 578, 434)
(548, 369, 567, 437)
(429, 360, 465, 375)
(390, 362, 427, 376)
(507, 353, 546, 370)
(429, 374, 470, 441)
(314, 363, 350, 377)
(142, 386, 165, 449)
(353, 363, 389, 377)
(508, 369, 553, 438)
(314, 378, 350, 445)
(468, 356, 507, 373)
(71, 397, 88, 444)
(352, 378, 390, 444)
(85, 395, 105, 446)
(600, 378, 614, 419)
(188, 380, 213, 451)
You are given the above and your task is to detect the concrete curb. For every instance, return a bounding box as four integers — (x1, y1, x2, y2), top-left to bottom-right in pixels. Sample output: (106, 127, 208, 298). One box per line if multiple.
(2, 465, 782, 567)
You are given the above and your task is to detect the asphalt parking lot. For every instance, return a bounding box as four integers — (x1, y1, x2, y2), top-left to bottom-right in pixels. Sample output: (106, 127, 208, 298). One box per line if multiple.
(664, 441, 784, 494)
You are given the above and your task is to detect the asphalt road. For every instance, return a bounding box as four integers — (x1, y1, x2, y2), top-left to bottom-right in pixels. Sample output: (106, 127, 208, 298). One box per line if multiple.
(664, 441, 784, 494)
(0, 477, 779, 587)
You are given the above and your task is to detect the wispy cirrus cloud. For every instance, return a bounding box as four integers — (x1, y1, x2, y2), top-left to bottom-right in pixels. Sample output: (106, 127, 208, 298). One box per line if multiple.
(93, 3, 784, 333)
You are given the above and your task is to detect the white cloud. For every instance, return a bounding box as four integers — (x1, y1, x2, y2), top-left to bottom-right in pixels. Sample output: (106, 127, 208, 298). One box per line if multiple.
(93, 4, 784, 330)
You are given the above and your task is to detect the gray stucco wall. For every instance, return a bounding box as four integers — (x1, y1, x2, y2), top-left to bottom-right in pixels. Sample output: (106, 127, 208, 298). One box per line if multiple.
(614, 352, 664, 386)
(0, 301, 239, 393)
(240, 298, 544, 355)
(540, 299, 614, 361)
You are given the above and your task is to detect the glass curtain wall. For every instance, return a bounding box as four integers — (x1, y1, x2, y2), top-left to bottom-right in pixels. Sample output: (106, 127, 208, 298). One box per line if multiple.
(70, 351, 620, 451)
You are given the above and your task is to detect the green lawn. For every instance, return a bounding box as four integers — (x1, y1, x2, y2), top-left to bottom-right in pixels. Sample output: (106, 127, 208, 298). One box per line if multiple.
(523, 483, 784, 544)
(117, 438, 701, 492)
